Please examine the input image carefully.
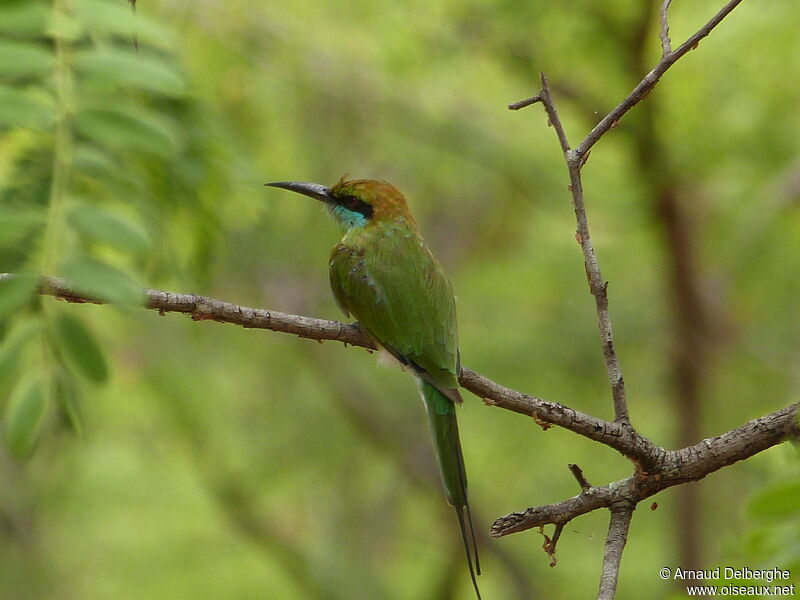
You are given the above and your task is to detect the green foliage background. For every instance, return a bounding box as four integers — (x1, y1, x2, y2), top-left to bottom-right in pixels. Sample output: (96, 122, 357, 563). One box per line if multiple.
(1, 0, 799, 598)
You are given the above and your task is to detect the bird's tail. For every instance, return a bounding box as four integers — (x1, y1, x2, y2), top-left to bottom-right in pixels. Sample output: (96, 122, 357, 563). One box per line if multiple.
(419, 379, 481, 600)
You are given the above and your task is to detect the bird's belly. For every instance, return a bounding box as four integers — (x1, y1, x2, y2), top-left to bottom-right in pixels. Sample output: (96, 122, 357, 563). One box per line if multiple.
(375, 342, 406, 371)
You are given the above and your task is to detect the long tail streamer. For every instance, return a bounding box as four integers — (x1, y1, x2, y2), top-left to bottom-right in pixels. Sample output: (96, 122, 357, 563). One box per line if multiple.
(420, 380, 482, 599)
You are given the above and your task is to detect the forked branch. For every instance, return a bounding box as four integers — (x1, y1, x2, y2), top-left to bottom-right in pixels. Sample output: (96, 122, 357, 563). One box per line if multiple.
(506, 0, 749, 597)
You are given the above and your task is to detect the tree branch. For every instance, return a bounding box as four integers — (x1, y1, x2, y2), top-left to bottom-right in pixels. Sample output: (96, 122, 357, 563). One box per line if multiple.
(9, 272, 797, 531)
(9, 270, 794, 483)
(508, 0, 747, 426)
(598, 505, 634, 600)
(489, 402, 799, 538)
(568, 463, 592, 493)
(10, 273, 666, 462)
(36, 274, 372, 347)
(510, 1, 745, 424)
(504, 3, 762, 597)
(659, 0, 674, 56)
(573, 0, 743, 161)
(459, 367, 657, 465)
(511, 73, 630, 424)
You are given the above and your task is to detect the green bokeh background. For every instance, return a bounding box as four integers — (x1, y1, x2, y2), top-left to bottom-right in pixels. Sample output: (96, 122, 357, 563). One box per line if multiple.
(1, 0, 799, 598)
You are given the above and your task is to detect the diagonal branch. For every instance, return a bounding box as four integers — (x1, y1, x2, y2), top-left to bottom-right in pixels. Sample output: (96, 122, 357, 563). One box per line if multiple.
(568, 463, 592, 492)
(573, 0, 743, 161)
(10, 272, 797, 494)
(6, 273, 663, 464)
(459, 367, 656, 465)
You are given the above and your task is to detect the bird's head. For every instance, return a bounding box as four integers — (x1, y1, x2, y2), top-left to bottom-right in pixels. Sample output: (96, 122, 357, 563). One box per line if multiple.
(266, 176, 415, 232)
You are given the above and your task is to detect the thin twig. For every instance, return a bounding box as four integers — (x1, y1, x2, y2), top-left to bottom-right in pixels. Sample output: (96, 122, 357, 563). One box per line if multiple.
(543, 522, 564, 567)
(568, 463, 592, 492)
(536, 74, 571, 154)
(659, 0, 674, 56)
(597, 505, 634, 600)
(573, 0, 743, 160)
(508, 94, 542, 111)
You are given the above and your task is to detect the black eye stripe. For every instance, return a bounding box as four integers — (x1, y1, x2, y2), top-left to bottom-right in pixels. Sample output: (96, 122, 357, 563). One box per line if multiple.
(337, 194, 374, 218)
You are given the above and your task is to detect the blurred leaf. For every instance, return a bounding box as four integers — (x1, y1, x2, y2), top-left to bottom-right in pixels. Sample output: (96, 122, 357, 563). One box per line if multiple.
(54, 312, 109, 384)
(0, 85, 54, 129)
(61, 257, 143, 306)
(0, 207, 45, 247)
(0, 2, 48, 35)
(75, 47, 186, 97)
(74, 0, 173, 48)
(72, 143, 143, 196)
(45, 8, 84, 41)
(749, 480, 800, 520)
(4, 373, 48, 458)
(0, 317, 39, 397)
(53, 367, 83, 437)
(0, 142, 53, 208)
(67, 204, 151, 254)
(74, 105, 181, 156)
(73, 143, 120, 177)
(0, 273, 38, 319)
(0, 40, 54, 79)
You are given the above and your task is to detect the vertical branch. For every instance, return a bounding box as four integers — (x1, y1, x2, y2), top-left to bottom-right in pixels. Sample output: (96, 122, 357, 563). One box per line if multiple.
(509, 2, 747, 596)
(564, 149, 629, 423)
(512, 74, 630, 423)
(659, 0, 674, 55)
(597, 505, 634, 600)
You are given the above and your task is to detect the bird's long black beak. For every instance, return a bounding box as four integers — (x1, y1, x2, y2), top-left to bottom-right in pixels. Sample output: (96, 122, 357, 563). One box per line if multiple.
(265, 181, 332, 203)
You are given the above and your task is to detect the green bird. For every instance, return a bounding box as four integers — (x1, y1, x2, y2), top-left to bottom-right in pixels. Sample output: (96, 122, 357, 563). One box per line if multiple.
(267, 176, 481, 598)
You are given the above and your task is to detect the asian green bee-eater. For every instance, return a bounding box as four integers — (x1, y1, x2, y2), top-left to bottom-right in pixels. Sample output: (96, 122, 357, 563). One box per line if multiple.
(267, 177, 481, 598)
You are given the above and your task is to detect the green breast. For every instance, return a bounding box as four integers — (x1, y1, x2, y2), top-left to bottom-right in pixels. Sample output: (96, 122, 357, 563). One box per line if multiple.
(329, 219, 459, 390)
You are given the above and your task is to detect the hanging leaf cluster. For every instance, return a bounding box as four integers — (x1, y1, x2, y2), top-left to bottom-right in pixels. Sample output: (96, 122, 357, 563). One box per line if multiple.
(0, 0, 229, 457)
